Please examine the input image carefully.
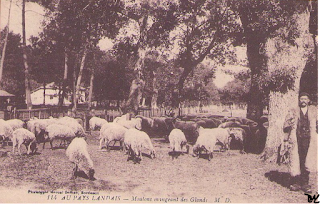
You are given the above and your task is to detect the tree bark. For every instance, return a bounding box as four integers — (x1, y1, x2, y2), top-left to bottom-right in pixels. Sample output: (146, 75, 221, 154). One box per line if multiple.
(151, 71, 158, 109)
(58, 49, 68, 107)
(72, 49, 88, 112)
(87, 70, 94, 110)
(261, 7, 313, 162)
(239, 9, 266, 122)
(22, 0, 32, 109)
(0, 0, 13, 82)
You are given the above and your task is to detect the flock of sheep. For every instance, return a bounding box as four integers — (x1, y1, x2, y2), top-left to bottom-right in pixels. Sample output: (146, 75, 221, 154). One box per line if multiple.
(0, 112, 268, 181)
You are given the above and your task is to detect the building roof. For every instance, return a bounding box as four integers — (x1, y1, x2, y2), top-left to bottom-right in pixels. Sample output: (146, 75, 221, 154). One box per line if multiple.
(0, 90, 15, 97)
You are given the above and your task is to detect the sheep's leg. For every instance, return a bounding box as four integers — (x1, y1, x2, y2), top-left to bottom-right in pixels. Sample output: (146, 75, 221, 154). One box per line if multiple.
(43, 141, 46, 149)
(99, 138, 104, 150)
(17, 143, 22, 155)
(27, 142, 32, 155)
(71, 164, 78, 180)
(50, 140, 53, 150)
(12, 141, 16, 155)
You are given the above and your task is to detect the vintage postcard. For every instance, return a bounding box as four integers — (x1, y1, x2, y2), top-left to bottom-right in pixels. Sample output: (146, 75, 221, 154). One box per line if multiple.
(0, 0, 318, 203)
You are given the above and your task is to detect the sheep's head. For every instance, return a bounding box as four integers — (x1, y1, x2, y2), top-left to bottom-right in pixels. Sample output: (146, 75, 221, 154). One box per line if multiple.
(88, 168, 95, 181)
(150, 150, 156, 159)
(30, 142, 38, 154)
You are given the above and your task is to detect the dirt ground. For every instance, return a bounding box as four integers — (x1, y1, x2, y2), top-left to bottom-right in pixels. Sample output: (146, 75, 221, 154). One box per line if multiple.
(0, 131, 317, 203)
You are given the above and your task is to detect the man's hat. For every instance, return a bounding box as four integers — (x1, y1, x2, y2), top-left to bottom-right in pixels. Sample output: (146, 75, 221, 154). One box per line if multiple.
(299, 92, 310, 98)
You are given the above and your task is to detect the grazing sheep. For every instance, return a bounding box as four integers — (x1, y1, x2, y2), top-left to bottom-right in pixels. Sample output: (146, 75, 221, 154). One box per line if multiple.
(89, 117, 108, 131)
(57, 117, 86, 137)
(124, 128, 155, 163)
(174, 120, 199, 144)
(135, 115, 154, 134)
(152, 117, 175, 138)
(168, 129, 188, 152)
(6, 119, 25, 131)
(193, 127, 217, 161)
(12, 128, 37, 155)
(228, 127, 246, 153)
(66, 137, 95, 180)
(44, 124, 76, 149)
(214, 128, 231, 151)
(99, 123, 127, 150)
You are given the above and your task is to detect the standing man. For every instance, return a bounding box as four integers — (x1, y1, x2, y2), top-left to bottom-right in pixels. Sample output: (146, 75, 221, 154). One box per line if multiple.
(283, 92, 317, 193)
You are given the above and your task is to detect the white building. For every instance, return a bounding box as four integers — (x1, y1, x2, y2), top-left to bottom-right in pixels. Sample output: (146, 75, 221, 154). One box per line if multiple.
(30, 82, 87, 106)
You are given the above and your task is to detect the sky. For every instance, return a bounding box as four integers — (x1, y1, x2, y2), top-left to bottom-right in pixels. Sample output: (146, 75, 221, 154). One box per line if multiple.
(0, 0, 248, 89)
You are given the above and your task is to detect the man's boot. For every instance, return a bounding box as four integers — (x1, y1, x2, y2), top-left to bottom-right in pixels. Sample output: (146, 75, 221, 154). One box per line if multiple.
(290, 175, 301, 191)
(301, 171, 312, 193)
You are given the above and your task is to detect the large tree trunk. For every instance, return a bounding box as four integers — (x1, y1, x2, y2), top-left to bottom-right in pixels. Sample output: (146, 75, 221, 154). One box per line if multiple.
(261, 7, 313, 162)
(58, 49, 68, 107)
(22, 0, 32, 109)
(72, 49, 87, 112)
(87, 70, 94, 110)
(0, 0, 13, 82)
(176, 67, 192, 108)
(239, 10, 266, 122)
(125, 47, 146, 115)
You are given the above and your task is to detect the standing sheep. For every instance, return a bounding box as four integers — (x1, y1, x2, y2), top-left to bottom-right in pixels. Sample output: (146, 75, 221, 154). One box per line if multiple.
(44, 124, 76, 149)
(115, 117, 142, 130)
(12, 128, 37, 155)
(168, 129, 189, 159)
(99, 123, 127, 150)
(6, 119, 25, 131)
(89, 117, 108, 131)
(0, 120, 13, 146)
(66, 137, 95, 180)
(193, 127, 217, 161)
(124, 128, 155, 163)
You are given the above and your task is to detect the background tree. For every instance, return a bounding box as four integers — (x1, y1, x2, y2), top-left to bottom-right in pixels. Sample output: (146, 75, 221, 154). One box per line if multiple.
(0, 31, 25, 105)
(170, 0, 239, 107)
(219, 69, 250, 105)
(41, 0, 125, 112)
(117, 0, 177, 115)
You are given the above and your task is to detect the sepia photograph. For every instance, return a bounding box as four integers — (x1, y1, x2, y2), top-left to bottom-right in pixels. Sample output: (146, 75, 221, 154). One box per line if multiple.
(0, 0, 318, 203)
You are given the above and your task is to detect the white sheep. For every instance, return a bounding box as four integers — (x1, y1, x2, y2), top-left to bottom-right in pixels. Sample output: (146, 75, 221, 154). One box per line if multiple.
(66, 137, 95, 180)
(193, 127, 218, 161)
(99, 123, 127, 150)
(56, 117, 86, 137)
(12, 128, 37, 155)
(0, 120, 13, 141)
(89, 116, 108, 131)
(214, 128, 231, 151)
(44, 124, 76, 149)
(6, 119, 25, 131)
(228, 127, 246, 153)
(114, 116, 142, 130)
(100, 122, 114, 135)
(124, 128, 155, 163)
(168, 129, 188, 153)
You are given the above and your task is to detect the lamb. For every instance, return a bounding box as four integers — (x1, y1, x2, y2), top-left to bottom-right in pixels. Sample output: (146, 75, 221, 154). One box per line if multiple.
(44, 124, 76, 149)
(6, 119, 25, 131)
(124, 128, 155, 163)
(12, 128, 37, 155)
(66, 137, 95, 180)
(193, 127, 217, 161)
(89, 116, 108, 131)
(99, 123, 127, 150)
(168, 129, 188, 153)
